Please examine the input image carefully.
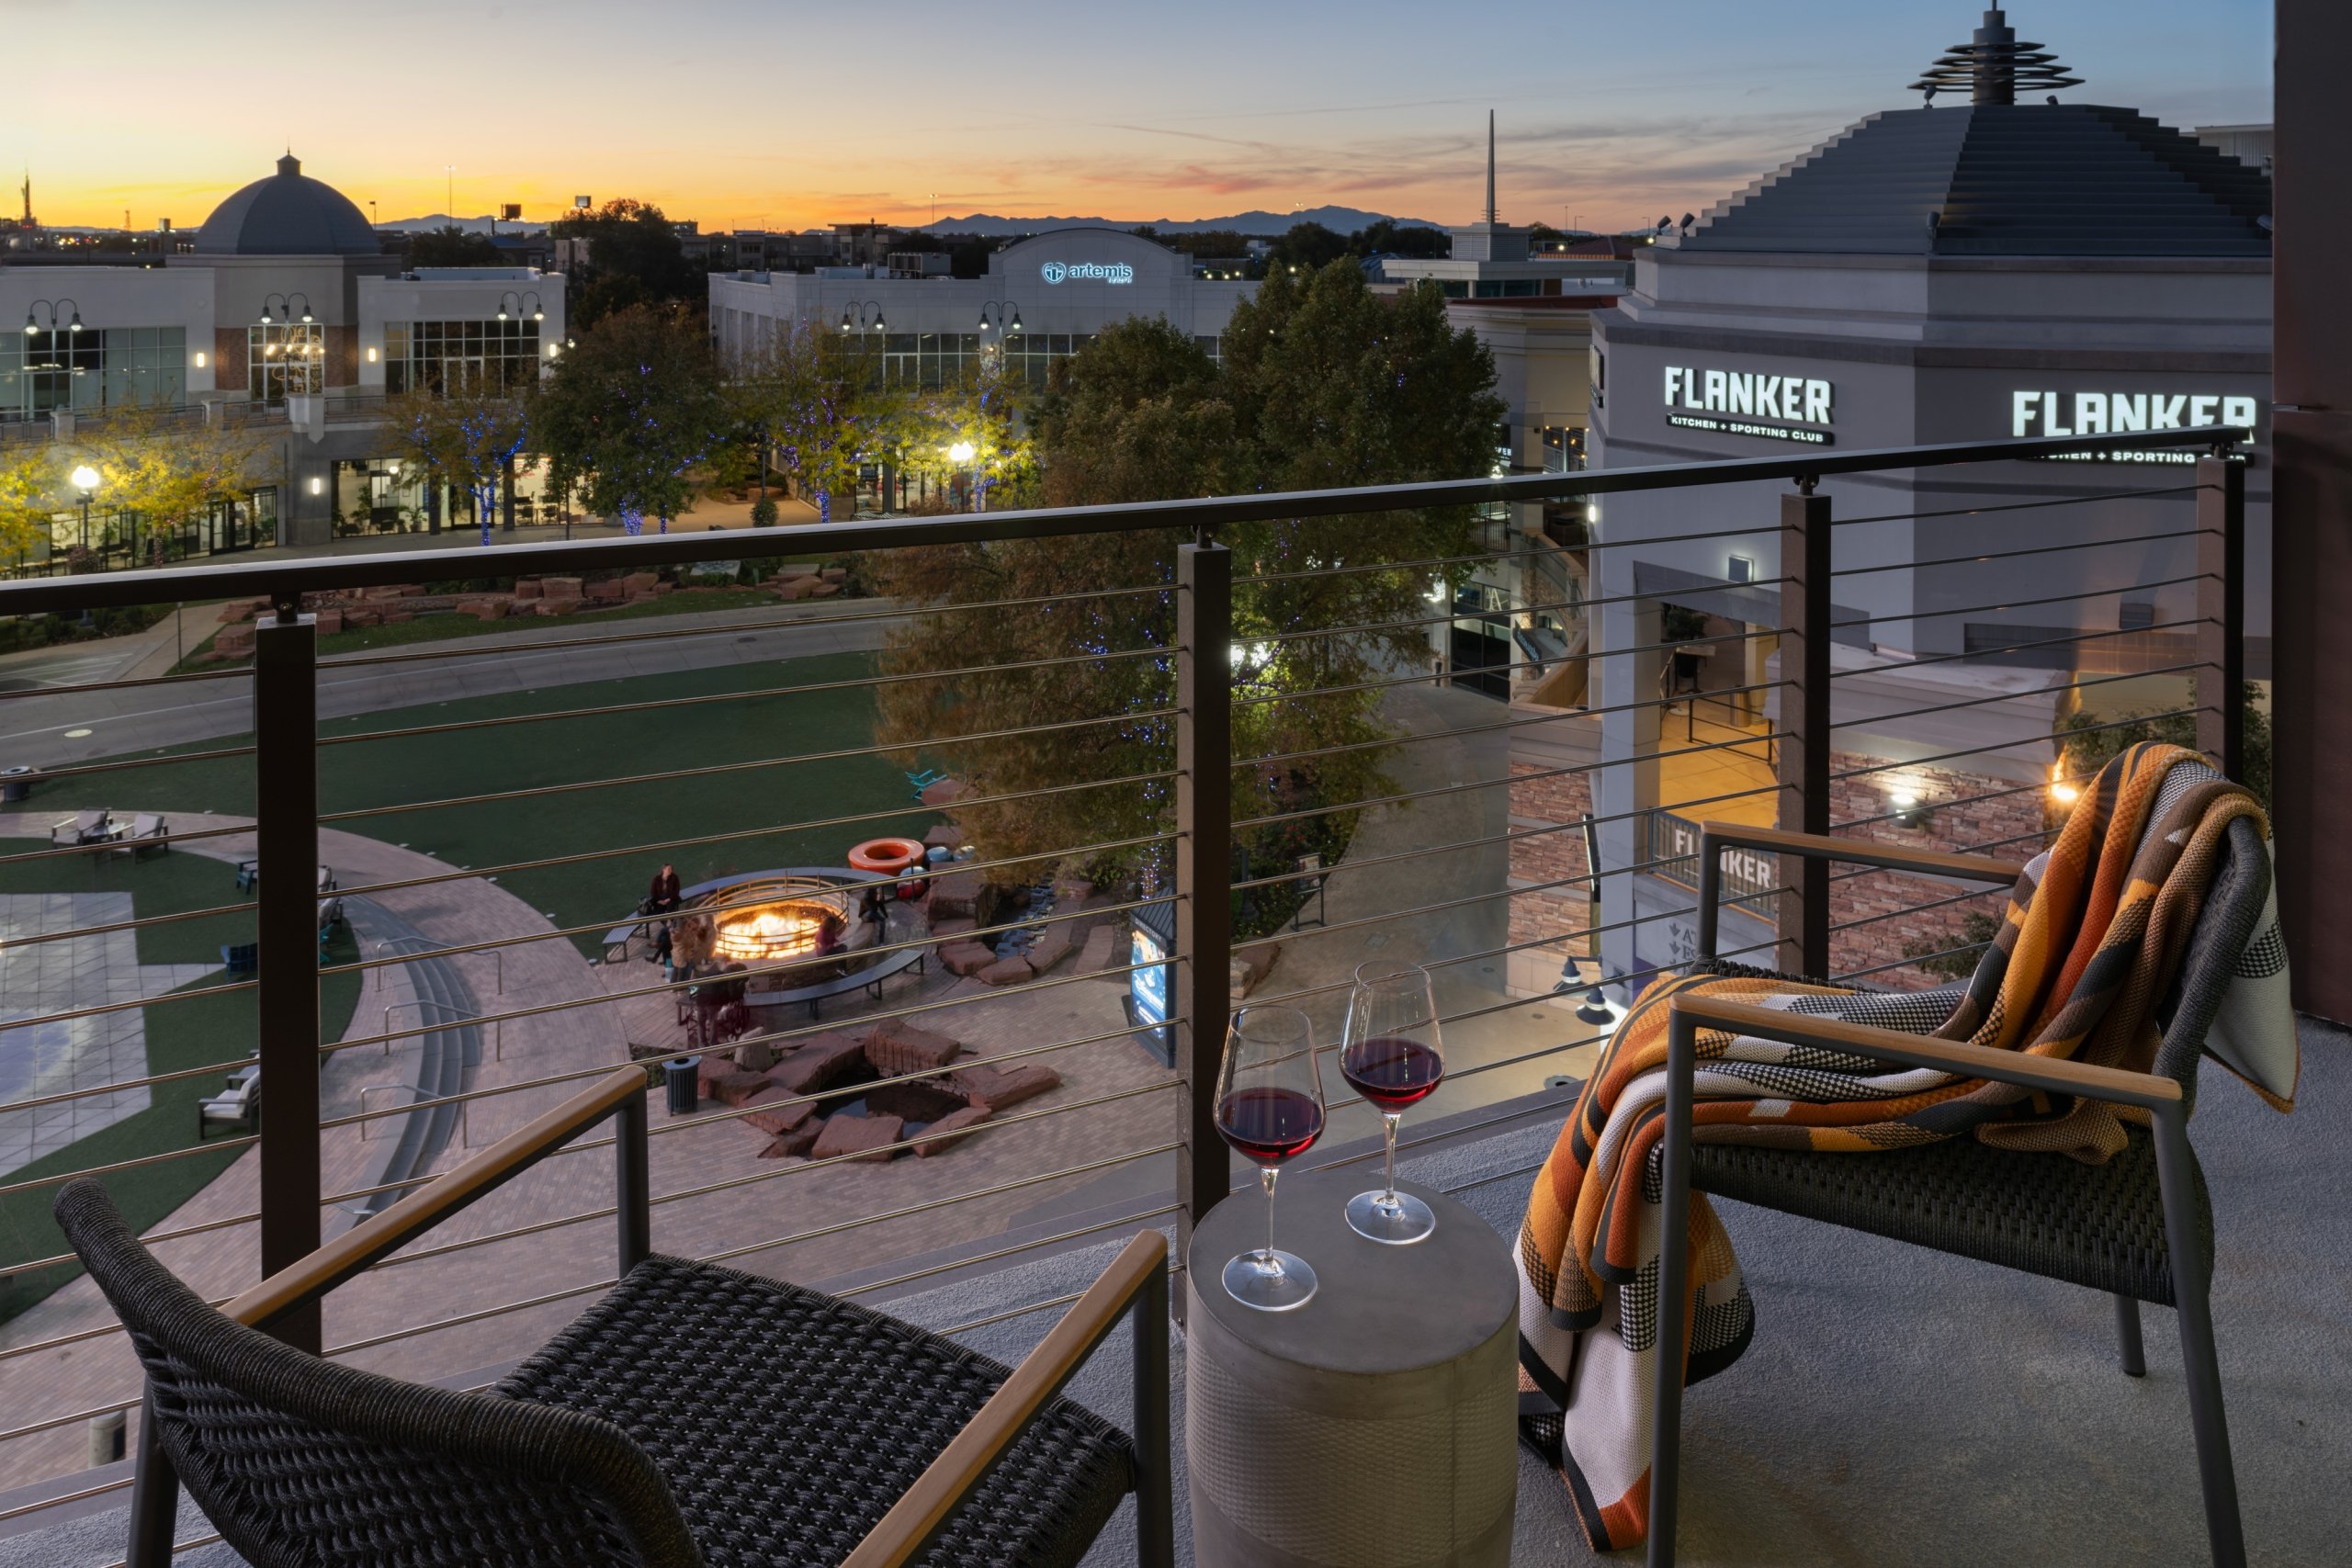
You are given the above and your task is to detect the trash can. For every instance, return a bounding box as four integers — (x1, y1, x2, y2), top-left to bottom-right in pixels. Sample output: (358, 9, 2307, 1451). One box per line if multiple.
(664, 1056, 699, 1117)
(0, 766, 33, 804)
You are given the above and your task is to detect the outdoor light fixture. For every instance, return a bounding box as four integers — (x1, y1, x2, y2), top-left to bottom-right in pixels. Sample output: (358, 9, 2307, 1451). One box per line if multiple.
(193, 351, 207, 368)
(259, 308, 272, 323)
(947, 440, 977, 464)
(70, 466, 99, 492)
(366, 345, 378, 363)
(1890, 785, 1932, 829)
(21, 314, 34, 335)
(2049, 761, 2081, 807)
(308, 476, 323, 496)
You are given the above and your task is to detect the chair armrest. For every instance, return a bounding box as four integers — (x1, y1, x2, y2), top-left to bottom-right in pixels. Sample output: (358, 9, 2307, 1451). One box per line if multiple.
(1695, 820, 2029, 886)
(1668, 992, 2180, 1112)
(842, 1228, 1170, 1568)
(221, 1064, 649, 1332)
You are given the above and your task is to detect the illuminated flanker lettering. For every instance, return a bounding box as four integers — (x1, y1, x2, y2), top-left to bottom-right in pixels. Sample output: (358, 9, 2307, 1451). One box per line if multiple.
(1040, 261, 1135, 285)
(2010, 390, 2260, 438)
(1663, 365, 1833, 427)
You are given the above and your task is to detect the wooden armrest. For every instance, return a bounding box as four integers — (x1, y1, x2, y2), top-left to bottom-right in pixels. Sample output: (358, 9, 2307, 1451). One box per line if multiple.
(1695, 820, 2028, 886)
(842, 1229, 1170, 1568)
(1668, 993, 2180, 1111)
(223, 1064, 647, 1331)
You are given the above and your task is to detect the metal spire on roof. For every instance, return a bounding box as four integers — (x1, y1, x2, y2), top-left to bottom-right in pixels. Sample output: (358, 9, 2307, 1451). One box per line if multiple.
(1908, 7, 2082, 107)
(1486, 110, 1497, 224)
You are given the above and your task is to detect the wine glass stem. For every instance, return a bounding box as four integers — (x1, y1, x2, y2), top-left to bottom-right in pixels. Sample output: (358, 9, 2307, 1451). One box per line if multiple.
(1382, 1111, 1401, 1201)
(1261, 1165, 1280, 1267)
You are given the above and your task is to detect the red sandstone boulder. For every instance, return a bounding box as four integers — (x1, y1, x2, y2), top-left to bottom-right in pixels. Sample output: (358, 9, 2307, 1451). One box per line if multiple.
(913, 1104, 991, 1156)
(863, 1019, 963, 1077)
(694, 1052, 738, 1095)
(819, 567, 848, 583)
(775, 579, 815, 601)
(741, 1086, 816, 1136)
(344, 605, 381, 628)
(927, 872, 983, 920)
(977, 955, 1034, 987)
(541, 576, 582, 599)
(928, 916, 977, 942)
(811, 1111, 904, 1163)
(865, 1079, 970, 1123)
(457, 598, 507, 622)
(214, 625, 256, 657)
(923, 824, 967, 851)
(513, 580, 544, 601)
(757, 1122, 821, 1158)
(951, 1062, 1062, 1111)
(621, 571, 660, 595)
(764, 1032, 867, 1097)
(217, 599, 266, 625)
(312, 609, 345, 636)
(938, 942, 995, 977)
(1079, 925, 1119, 972)
(920, 777, 972, 807)
(1025, 923, 1075, 973)
(586, 580, 628, 604)
(537, 599, 579, 616)
(709, 1069, 775, 1108)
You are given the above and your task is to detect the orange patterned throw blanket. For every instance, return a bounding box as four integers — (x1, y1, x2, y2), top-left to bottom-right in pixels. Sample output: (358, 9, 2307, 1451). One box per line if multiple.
(1515, 744, 2300, 1549)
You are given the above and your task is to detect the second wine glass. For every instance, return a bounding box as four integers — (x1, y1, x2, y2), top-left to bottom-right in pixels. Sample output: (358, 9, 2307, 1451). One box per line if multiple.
(1215, 1003, 1327, 1312)
(1340, 962, 1445, 1245)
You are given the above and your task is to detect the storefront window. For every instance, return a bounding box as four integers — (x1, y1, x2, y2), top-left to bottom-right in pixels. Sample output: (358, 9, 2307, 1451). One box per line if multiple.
(0, 327, 186, 419)
(250, 323, 323, 401)
(385, 319, 542, 396)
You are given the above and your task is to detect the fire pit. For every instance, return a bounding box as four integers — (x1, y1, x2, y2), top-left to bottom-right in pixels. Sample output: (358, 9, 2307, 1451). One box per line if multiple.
(710, 884, 852, 964)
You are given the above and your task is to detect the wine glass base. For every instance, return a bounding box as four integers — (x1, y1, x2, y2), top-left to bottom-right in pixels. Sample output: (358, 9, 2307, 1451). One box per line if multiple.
(1346, 1189, 1437, 1245)
(1223, 1248, 1318, 1312)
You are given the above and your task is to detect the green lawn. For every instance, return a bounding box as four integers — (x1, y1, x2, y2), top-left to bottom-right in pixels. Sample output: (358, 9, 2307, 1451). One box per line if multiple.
(22, 649, 941, 959)
(0, 845, 360, 1324)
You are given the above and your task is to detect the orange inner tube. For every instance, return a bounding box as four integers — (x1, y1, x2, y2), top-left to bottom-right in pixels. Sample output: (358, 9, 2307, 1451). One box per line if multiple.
(847, 837, 927, 874)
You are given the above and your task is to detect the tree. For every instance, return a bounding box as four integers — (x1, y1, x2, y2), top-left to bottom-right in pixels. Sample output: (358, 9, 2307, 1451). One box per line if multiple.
(901, 352, 1035, 513)
(385, 388, 533, 546)
(871, 265, 1504, 906)
(548, 199, 699, 329)
(72, 402, 266, 568)
(1266, 221, 1351, 275)
(0, 446, 63, 561)
(730, 321, 904, 525)
(409, 224, 502, 267)
(2060, 680, 2273, 807)
(1357, 219, 1450, 259)
(535, 304, 724, 535)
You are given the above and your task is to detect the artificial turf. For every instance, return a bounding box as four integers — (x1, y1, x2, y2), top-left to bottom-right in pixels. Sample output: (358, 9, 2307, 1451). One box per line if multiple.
(17, 649, 941, 959)
(0, 844, 361, 1324)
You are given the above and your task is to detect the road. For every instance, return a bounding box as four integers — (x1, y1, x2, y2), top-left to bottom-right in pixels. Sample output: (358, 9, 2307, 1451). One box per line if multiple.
(0, 599, 894, 769)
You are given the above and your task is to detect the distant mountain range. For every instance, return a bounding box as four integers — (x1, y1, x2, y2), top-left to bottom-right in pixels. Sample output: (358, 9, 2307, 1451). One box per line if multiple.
(370, 205, 1444, 239)
(918, 207, 1443, 238)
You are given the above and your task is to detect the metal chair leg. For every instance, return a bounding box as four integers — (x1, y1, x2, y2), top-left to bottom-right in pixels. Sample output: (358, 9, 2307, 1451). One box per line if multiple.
(2113, 1293, 2147, 1378)
(2152, 1107, 2246, 1568)
(126, 1393, 176, 1568)
(1132, 1261, 1175, 1568)
(1647, 1012, 1699, 1568)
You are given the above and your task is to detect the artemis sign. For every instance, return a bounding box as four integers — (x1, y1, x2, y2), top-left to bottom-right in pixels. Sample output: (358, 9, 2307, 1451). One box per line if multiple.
(1040, 261, 1134, 285)
(2011, 390, 2259, 438)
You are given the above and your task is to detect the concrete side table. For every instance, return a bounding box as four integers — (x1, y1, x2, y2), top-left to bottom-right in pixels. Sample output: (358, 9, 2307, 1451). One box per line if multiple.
(1185, 1168, 1518, 1568)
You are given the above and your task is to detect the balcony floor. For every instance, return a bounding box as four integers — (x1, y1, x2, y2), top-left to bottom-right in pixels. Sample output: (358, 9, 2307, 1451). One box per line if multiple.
(6, 1015, 2345, 1567)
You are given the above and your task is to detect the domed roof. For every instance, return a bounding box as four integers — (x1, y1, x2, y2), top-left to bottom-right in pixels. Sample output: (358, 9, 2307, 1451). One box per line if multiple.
(195, 154, 379, 257)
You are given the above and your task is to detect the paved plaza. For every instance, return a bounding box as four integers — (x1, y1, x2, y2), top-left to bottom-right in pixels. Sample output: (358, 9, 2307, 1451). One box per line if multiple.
(0, 893, 216, 1178)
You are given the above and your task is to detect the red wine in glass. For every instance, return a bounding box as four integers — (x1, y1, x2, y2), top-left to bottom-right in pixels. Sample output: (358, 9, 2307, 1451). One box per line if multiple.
(1215, 1004, 1326, 1311)
(1340, 1036, 1445, 1112)
(1343, 964, 1444, 1245)
(1217, 1086, 1327, 1165)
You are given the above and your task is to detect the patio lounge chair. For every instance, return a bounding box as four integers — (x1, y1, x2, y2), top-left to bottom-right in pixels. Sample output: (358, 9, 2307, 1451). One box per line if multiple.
(196, 1072, 258, 1140)
(50, 809, 110, 848)
(219, 942, 257, 975)
(54, 1064, 1172, 1568)
(908, 766, 946, 800)
(1633, 816, 2277, 1568)
(104, 813, 170, 863)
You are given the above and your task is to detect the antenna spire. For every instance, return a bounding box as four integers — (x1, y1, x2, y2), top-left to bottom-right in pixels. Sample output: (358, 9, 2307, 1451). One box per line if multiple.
(1909, 7, 2082, 106)
(1485, 110, 1497, 224)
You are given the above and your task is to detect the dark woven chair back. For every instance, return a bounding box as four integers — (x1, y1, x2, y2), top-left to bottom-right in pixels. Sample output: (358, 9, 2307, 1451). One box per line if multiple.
(2148, 815, 2271, 1111)
(51, 1179, 707, 1568)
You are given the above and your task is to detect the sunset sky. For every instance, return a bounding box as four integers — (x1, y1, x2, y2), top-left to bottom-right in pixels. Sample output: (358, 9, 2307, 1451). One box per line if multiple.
(15, 0, 2272, 235)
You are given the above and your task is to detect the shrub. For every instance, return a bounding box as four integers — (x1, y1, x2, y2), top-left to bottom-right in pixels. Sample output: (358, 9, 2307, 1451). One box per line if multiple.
(750, 496, 778, 527)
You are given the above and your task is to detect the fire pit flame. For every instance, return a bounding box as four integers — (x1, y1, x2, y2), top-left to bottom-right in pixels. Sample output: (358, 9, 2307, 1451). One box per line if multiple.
(714, 902, 832, 963)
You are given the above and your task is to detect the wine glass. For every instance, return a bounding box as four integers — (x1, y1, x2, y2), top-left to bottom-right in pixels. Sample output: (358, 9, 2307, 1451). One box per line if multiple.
(1340, 962, 1445, 1245)
(1215, 1003, 1327, 1312)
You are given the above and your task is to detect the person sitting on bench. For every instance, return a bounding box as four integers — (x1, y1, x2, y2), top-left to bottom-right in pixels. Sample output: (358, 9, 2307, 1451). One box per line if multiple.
(647, 863, 683, 917)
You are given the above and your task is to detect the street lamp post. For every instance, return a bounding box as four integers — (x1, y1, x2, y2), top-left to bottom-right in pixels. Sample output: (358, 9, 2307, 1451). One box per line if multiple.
(22, 298, 85, 337)
(70, 464, 99, 555)
(946, 439, 980, 513)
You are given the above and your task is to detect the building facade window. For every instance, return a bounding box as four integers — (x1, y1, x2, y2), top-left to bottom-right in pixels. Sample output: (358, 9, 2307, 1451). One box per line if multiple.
(0, 327, 187, 419)
(1542, 425, 1587, 472)
(385, 319, 542, 395)
(250, 322, 323, 401)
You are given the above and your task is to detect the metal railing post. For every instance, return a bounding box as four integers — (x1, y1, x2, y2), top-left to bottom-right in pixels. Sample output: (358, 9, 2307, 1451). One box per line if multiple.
(2195, 452, 2247, 782)
(1174, 539, 1233, 1306)
(253, 602, 322, 1354)
(1775, 485, 1833, 976)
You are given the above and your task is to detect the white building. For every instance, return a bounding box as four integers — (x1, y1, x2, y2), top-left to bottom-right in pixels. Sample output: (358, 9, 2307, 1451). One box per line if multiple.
(0, 154, 566, 559)
(710, 226, 1252, 389)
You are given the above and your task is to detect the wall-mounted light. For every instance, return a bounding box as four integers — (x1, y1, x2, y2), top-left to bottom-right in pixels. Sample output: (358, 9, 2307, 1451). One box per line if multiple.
(1727, 554, 1755, 584)
(2049, 761, 2080, 808)
(193, 351, 208, 368)
(308, 476, 324, 496)
(366, 345, 379, 363)
(1889, 785, 1932, 829)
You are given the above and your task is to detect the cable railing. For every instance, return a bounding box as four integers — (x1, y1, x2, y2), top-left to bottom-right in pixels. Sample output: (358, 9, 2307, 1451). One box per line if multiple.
(0, 421, 2253, 1543)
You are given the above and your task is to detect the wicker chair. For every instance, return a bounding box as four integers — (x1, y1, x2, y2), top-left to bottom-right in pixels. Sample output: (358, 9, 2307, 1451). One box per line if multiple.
(55, 1066, 1172, 1568)
(1627, 818, 2273, 1568)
